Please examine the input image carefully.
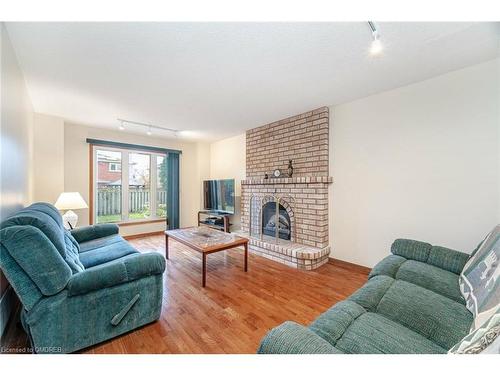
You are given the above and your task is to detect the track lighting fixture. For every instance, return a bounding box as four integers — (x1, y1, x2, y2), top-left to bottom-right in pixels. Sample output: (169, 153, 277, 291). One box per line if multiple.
(116, 118, 178, 136)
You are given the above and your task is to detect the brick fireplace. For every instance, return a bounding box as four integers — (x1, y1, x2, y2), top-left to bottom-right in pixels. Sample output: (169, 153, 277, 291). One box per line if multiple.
(237, 107, 332, 270)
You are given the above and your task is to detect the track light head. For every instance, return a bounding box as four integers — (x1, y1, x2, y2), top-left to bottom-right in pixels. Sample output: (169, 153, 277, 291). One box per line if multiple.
(370, 36, 383, 55)
(368, 21, 383, 56)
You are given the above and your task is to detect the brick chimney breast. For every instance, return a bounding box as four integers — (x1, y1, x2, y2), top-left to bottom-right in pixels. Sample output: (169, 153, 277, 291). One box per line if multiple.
(238, 107, 333, 270)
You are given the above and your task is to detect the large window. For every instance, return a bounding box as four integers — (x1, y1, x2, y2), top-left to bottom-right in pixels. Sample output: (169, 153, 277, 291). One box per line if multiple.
(94, 146, 168, 224)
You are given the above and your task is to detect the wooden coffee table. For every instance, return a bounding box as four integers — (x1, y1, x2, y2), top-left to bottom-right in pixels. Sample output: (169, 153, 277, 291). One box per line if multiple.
(165, 226, 249, 287)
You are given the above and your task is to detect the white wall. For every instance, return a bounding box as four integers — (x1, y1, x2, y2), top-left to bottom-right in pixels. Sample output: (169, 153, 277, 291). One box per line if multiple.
(209, 133, 246, 230)
(33, 113, 64, 203)
(0, 23, 34, 334)
(329, 59, 500, 267)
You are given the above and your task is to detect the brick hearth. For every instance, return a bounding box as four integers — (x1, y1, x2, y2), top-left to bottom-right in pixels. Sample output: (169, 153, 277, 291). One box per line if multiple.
(234, 231, 331, 270)
(240, 107, 332, 270)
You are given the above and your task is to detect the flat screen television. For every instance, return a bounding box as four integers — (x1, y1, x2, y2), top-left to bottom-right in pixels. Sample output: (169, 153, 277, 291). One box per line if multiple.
(203, 179, 235, 214)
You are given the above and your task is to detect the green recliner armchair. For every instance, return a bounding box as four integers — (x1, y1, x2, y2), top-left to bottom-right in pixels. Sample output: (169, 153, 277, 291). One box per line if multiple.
(0, 202, 166, 353)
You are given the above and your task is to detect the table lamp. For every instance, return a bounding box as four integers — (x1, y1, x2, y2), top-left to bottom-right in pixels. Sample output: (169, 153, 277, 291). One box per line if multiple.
(55, 192, 88, 230)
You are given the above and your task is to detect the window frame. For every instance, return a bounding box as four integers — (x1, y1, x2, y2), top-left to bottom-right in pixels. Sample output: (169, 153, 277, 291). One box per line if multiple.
(91, 144, 167, 225)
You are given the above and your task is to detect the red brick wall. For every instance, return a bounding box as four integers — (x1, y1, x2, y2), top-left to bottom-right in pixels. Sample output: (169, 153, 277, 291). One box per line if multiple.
(97, 161, 121, 184)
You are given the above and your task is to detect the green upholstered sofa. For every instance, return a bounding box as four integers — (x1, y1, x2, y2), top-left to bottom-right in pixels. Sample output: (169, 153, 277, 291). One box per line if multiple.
(258, 239, 475, 354)
(0, 202, 165, 353)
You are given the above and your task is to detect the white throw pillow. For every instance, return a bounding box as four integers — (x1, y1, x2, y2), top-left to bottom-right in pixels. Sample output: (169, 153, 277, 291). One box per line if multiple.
(459, 225, 500, 331)
(449, 307, 499, 354)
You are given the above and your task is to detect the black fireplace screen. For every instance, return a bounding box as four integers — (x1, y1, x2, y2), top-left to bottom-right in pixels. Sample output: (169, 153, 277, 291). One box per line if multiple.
(261, 202, 291, 240)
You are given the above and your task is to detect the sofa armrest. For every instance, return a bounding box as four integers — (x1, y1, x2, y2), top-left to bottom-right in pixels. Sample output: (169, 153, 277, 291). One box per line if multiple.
(369, 255, 407, 279)
(67, 252, 165, 296)
(257, 321, 342, 354)
(70, 224, 119, 243)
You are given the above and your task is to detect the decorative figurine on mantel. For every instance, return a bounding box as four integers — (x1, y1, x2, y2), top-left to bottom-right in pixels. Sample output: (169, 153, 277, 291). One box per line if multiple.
(287, 160, 294, 177)
(264, 173, 269, 179)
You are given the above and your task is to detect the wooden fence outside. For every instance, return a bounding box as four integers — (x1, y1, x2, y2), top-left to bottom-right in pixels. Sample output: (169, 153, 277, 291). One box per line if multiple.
(97, 186, 166, 215)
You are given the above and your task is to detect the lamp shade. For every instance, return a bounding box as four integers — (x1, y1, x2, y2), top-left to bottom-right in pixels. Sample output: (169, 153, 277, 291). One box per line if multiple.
(54, 192, 88, 210)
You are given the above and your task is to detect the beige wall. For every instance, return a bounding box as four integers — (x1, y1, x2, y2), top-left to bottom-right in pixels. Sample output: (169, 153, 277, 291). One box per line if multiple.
(329, 59, 500, 267)
(0, 23, 34, 333)
(209, 133, 246, 230)
(33, 113, 64, 203)
(62, 122, 210, 236)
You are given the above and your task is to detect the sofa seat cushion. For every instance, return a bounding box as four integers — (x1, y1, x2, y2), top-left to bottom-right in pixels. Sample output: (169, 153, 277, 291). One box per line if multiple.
(79, 237, 138, 268)
(309, 299, 446, 354)
(376, 279, 473, 349)
(335, 312, 447, 354)
(68, 253, 166, 296)
(395, 260, 464, 303)
(346, 275, 472, 349)
(79, 234, 125, 253)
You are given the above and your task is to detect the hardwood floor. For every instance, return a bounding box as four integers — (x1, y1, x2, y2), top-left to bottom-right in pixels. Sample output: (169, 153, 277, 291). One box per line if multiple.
(1, 234, 369, 354)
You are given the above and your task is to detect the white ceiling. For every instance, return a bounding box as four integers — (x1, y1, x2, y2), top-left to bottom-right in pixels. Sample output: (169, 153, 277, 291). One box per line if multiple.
(6, 22, 500, 141)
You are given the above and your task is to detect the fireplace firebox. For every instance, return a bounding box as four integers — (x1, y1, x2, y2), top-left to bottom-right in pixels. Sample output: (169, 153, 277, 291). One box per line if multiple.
(261, 202, 291, 240)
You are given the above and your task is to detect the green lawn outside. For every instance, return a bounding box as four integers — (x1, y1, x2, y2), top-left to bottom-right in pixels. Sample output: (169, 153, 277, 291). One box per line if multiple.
(97, 214, 122, 223)
(97, 211, 167, 224)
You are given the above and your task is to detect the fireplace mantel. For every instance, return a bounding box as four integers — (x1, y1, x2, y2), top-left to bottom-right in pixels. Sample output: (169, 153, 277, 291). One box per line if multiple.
(241, 176, 333, 185)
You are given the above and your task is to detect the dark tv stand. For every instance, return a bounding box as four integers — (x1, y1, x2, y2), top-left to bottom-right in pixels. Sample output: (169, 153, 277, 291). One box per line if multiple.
(198, 211, 232, 233)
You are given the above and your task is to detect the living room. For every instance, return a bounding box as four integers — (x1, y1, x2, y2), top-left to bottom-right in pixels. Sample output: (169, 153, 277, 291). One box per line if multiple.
(1, 0, 499, 372)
